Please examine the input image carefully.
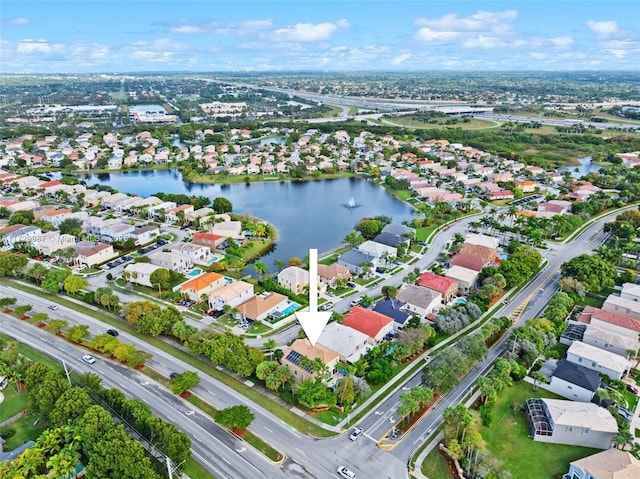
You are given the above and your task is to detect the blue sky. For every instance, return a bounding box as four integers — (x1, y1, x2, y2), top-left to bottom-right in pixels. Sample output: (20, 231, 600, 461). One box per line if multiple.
(1, 1, 638, 73)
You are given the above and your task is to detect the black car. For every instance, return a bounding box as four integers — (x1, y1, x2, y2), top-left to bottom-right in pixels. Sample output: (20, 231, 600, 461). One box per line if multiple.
(157, 239, 168, 245)
(169, 372, 179, 379)
(106, 329, 119, 337)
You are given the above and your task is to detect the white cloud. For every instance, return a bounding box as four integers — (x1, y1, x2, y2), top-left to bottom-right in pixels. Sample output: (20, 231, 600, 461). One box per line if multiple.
(392, 53, 412, 65)
(170, 25, 205, 34)
(16, 39, 64, 54)
(606, 49, 627, 59)
(414, 10, 517, 40)
(6, 17, 31, 25)
(272, 21, 346, 42)
(587, 20, 619, 38)
(549, 36, 574, 48)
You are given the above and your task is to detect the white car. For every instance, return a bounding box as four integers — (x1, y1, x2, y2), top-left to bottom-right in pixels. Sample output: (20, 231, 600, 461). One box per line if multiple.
(81, 354, 96, 364)
(349, 426, 363, 441)
(337, 466, 356, 479)
(48, 304, 58, 310)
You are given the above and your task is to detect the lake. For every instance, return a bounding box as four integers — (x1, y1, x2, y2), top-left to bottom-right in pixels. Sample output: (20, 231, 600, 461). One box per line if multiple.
(75, 170, 415, 274)
(559, 156, 602, 179)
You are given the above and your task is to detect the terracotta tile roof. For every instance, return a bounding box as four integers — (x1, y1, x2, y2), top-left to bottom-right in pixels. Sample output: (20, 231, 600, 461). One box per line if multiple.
(456, 243, 496, 261)
(193, 232, 226, 242)
(283, 339, 339, 366)
(180, 272, 223, 292)
(417, 272, 457, 293)
(450, 254, 488, 272)
(317, 263, 351, 280)
(577, 306, 640, 333)
(343, 306, 393, 339)
(39, 180, 62, 188)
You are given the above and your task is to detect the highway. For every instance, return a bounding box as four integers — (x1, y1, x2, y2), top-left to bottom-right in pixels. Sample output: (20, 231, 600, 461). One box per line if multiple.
(0, 206, 632, 478)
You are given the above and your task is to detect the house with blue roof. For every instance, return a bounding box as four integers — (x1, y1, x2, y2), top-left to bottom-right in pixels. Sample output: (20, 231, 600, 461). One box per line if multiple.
(373, 297, 413, 332)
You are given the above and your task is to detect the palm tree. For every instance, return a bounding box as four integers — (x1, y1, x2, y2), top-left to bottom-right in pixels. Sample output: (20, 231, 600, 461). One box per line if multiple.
(273, 259, 286, 272)
(359, 261, 373, 279)
(253, 261, 268, 279)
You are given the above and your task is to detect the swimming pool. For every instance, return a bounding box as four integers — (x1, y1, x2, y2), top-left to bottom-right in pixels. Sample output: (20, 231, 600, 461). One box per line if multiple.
(499, 253, 508, 260)
(456, 298, 467, 305)
(224, 276, 233, 284)
(281, 304, 299, 315)
(187, 268, 203, 278)
(203, 256, 222, 266)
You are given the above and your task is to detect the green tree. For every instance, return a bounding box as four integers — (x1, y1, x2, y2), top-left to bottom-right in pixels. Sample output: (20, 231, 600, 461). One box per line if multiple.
(170, 371, 200, 394)
(212, 197, 233, 213)
(8, 210, 34, 225)
(381, 285, 398, 298)
(253, 260, 268, 278)
(561, 253, 617, 293)
(45, 318, 68, 334)
(14, 304, 33, 317)
(63, 275, 88, 295)
(214, 405, 255, 433)
(49, 387, 92, 426)
(58, 218, 83, 236)
(335, 377, 355, 406)
(27, 262, 49, 284)
(124, 301, 160, 324)
(66, 324, 90, 343)
(149, 268, 171, 293)
(355, 218, 384, 240)
(0, 251, 29, 277)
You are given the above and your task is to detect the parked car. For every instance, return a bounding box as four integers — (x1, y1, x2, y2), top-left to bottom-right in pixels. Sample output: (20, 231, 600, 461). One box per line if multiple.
(347, 282, 356, 288)
(81, 355, 96, 364)
(626, 383, 639, 394)
(349, 426, 363, 441)
(106, 329, 119, 337)
(321, 302, 333, 311)
(337, 466, 356, 479)
(350, 297, 361, 306)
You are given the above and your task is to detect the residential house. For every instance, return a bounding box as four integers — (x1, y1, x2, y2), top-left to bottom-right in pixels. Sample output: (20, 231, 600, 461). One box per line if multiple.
(373, 232, 408, 249)
(166, 204, 194, 223)
(337, 249, 377, 275)
(277, 266, 310, 295)
(577, 306, 640, 340)
(566, 341, 630, 381)
(6, 200, 37, 212)
(525, 398, 617, 449)
(193, 232, 227, 252)
(381, 223, 415, 239)
(396, 284, 442, 317)
(373, 297, 413, 332)
(124, 263, 163, 287)
(237, 292, 288, 321)
(620, 282, 640, 302)
(602, 294, 640, 321)
(582, 324, 638, 360)
(450, 243, 497, 272)
(343, 306, 394, 344)
(281, 339, 340, 384)
(73, 241, 117, 267)
(210, 221, 245, 240)
(316, 322, 370, 363)
(180, 272, 226, 301)
(489, 190, 515, 201)
(444, 265, 479, 293)
(317, 263, 352, 288)
(516, 180, 537, 193)
(464, 233, 500, 250)
(2, 225, 42, 248)
(417, 272, 459, 302)
(170, 242, 210, 265)
(563, 448, 640, 479)
(128, 225, 160, 246)
(147, 201, 177, 219)
(357, 240, 397, 261)
(148, 251, 193, 274)
(548, 360, 601, 403)
(538, 200, 572, 215)
(208, 280, 254, 311)
(32, 231, 76, 256)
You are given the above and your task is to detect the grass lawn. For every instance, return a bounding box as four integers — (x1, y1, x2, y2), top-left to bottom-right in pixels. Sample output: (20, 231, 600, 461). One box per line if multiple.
(0, 385, 27, 421)
(2, 415, 46, 451)
(481, 381, 600, 478)
(247, 322, 271, 335)
(421, 448, 454, 479)
(581, 294, 606, 308)
(182, 458, 217, 479)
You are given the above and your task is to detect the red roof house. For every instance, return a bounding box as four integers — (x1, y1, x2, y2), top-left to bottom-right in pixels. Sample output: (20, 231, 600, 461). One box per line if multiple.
(577, 306, 640, 339)
(417, 272, 459, 301)
(343, 306, 394, 344)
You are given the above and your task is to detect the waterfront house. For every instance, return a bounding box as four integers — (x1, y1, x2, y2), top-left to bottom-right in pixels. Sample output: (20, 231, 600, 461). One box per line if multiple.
(193, 232, 227, 252)
(317, 263, 352, 288)
(170, 242, 210, 265)
(210, 221, 244, 240)
(337, 249, 377, 275)
(277, 266, 310, 295)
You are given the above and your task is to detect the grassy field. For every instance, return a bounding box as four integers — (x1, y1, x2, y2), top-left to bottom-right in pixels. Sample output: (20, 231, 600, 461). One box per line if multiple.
(481, 382, 600, 478)
(1, 415, 46, 451)
(421, 448, 454, 479)
(388, 116, 500, 130)
(0, 385, 27, 422)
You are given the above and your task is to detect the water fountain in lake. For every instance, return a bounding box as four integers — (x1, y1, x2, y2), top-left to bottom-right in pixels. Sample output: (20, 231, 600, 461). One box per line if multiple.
(342, 197, 361, 209)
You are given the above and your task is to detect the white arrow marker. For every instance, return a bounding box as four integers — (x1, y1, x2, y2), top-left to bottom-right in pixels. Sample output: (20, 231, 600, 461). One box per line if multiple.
(295, 248, 332, 346)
